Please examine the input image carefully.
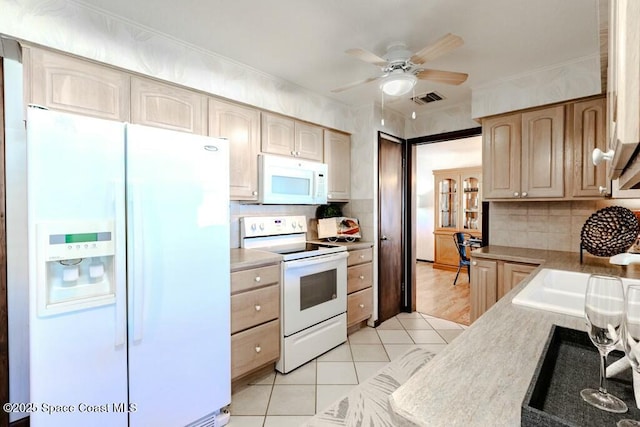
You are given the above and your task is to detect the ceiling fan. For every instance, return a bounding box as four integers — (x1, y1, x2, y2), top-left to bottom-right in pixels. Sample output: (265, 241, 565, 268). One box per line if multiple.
(332, 33, 468, 96)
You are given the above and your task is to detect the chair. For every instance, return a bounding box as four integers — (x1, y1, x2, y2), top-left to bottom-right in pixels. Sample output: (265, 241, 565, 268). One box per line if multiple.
(453, 232, 472, 286)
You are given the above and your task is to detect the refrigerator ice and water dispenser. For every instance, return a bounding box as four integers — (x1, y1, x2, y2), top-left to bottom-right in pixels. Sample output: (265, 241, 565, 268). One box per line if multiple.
(36, 220, 116, 316)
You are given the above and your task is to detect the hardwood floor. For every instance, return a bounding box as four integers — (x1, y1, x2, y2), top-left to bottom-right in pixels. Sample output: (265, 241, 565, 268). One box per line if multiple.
(416, 261, 470, 326)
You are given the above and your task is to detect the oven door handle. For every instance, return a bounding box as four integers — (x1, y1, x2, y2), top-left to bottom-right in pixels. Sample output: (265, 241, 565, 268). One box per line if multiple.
(283, 251, 348, 269)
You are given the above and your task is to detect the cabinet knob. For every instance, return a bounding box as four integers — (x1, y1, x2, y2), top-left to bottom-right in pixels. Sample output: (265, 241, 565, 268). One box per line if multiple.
(327, 194, 333, 199)
(599, 186, 609, 195)
(592, 148, 615, 165)
(252, 190, 258, 196)
(254, 276, 261, 282)
(296, 151, 301, 156)
(359, 303, 365, 309)
(359, 275, 365, 280)
(254, 304, 261, 312)
(513, 192, 519, 197)
(472, 261, 477, 266)
(359, 254, 365, 259)
(290, 150, 295, 156)
(255, 346, 261, 353)
(522, 192, 528, 197)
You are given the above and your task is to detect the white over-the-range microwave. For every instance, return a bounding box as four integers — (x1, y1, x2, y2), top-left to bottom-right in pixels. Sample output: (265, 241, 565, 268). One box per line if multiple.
(256, 154, 328, 205)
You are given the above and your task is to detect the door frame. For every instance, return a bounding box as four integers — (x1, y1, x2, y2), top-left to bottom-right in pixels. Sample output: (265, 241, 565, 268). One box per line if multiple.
(377, 131, 414, 320)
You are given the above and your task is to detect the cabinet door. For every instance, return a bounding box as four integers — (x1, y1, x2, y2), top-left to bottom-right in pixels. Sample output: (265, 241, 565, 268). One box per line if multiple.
(131, 77, 207, 134)
(608, 0, 640, 181)
(499, 263, 537, 299)
(209, 98, 260, 200)
(482, 114, 521, 199)
(434, 231, 459, 269)
(572, 98, 607, 197)
(470, 258, 497, 322)
(521, 106, 565, 198)
(295, 122, 324, 161)
(324, 130, 351, 201)
(434, 173, 458, 230)
(25, 47, 130, 121)
(261, 112, 295, 156)
(461, 172, 481, 232)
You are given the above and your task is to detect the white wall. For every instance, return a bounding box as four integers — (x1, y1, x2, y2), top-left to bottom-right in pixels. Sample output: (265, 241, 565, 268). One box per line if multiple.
(415, 135, 482, 261)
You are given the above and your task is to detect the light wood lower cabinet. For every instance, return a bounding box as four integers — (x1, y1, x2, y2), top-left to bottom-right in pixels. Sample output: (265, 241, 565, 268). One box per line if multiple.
(231, 320, 280, 380)
(470, 257, 538, 322)
(230, 263, 280, 380)
(346, 246, 373, 329)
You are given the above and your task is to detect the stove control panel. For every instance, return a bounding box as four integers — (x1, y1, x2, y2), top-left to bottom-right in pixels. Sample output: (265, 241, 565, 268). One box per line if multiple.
(241, 215, 307, 238)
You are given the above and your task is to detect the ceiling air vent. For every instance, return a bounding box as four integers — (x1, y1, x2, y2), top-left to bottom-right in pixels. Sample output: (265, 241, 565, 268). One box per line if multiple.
(411, 91, 445, 105)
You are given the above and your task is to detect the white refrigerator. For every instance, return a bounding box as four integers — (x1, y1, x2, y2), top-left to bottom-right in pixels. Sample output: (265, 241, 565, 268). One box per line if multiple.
(26, 107, 231, 426)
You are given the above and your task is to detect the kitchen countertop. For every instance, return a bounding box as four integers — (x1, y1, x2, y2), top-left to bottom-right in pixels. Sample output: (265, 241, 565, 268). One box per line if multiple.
(389, 245, 640, 427)
(230, 248, 282, 272)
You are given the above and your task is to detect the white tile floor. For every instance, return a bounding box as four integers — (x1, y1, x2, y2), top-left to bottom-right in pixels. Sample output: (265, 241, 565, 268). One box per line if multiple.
(228, 312, 467, 427)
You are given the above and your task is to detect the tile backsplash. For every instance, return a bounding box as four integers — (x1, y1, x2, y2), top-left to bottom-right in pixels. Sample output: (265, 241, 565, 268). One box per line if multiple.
(489, 199, 640, 252)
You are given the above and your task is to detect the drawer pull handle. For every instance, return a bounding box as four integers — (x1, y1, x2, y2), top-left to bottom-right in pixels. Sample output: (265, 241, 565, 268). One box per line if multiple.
(359, 275, 365, 280)
(254, 304, 261, 312)
(359, 254, 365, 259)
(359, 304, 365, 309)
(255, 346, 261, 353)
(255, 276, 261, 282)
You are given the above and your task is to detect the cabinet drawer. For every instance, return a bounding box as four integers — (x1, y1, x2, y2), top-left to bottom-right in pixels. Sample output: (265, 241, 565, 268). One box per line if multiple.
(231, 264, 280, 294)
(347, 287, 373, 327)
(231, 319, 280, 380)
(231, 284, 280, 334)
(347, 263, 372, 294)
(347, 248, 373, 266)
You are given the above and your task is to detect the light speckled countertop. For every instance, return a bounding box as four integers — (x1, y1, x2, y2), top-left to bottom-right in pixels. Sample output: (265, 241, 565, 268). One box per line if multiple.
(390, 245, 640, 427)
(230, 248, 282, 272)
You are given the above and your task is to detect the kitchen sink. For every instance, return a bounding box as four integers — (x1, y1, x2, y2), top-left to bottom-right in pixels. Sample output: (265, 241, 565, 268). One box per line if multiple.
(512, 268, 640, 318)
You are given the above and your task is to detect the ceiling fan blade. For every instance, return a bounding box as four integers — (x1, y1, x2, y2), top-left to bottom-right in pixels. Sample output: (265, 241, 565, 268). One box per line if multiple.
(416, 69, 468, 85)
(345, 48, 388, 67)
(411, 33, 464, 64)
(331, 76, 382, 93)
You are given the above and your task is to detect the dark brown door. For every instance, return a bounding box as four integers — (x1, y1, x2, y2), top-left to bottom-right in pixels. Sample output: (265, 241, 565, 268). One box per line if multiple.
(378, 134, 404, 323)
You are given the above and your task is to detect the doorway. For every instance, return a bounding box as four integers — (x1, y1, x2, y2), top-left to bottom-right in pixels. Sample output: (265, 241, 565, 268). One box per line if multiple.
(377, 133, 411, 323)
(410, 128, 482, 325)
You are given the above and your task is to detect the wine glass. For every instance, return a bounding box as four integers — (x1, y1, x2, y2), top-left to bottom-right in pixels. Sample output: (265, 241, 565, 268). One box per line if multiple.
(580, 274, 628, 413)
(617, 285, 640, 427)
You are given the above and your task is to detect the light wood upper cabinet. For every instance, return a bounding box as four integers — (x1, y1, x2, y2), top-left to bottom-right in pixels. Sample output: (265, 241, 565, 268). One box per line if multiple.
(521, 105, 564, 198)
(571, 97, 607, 197)
(131, 77, 207, 135)
(609, 0, 640, 188)
(483, 105, 565, 200)
(209, 98, 260, 200)
(24, 47, 130, 121)
(323, 130, 351, 201)
(261, 112, 324, 161)
(482, 113, 521, 199)
(261, 112, 295, 156)
(295, 122, 324, 162)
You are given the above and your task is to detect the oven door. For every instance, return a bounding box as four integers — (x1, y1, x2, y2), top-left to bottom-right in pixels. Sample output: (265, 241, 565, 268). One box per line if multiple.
(282, 251, 348, 336)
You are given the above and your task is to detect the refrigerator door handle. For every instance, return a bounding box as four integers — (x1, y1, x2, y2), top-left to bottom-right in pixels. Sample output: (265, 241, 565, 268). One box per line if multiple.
(115, 180, 127, 348)
(131, 187, 145, 343)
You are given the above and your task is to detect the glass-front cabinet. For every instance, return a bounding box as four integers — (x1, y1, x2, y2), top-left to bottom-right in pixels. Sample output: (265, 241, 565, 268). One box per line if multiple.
(438, 177, 458, 229)
(433, 167, 482, 271)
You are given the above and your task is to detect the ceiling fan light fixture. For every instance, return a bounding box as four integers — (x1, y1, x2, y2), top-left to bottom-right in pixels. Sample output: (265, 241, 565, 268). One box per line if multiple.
(381, 73, 417, 96)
